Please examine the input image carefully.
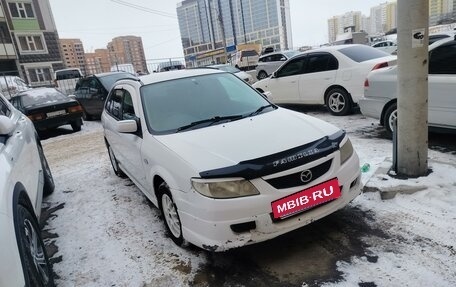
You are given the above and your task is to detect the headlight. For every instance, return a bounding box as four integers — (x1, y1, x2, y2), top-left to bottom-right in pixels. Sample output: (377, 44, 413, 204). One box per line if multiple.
(191, 178, 260, 199)
(340, 138, 354, 164)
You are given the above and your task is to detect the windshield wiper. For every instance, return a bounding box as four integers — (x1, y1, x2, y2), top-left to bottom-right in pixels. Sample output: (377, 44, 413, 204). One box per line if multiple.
(246, 104, 276, 118)
(177, 115, 244, 132)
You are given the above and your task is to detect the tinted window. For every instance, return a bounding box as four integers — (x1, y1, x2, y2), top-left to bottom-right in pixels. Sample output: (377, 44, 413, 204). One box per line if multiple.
(122, 91, 135, 120)
(338, 45, 390, 62)
(55, 69, 82, 80)
(305, 53, 338, 73)
(105, 89, 123, 119)
(429, 41, 456, 74)
(140, 73, 270, 134)
(270, 54, 285, 61)
(277, 57, 306, 77)
(429, 34, 451, 45)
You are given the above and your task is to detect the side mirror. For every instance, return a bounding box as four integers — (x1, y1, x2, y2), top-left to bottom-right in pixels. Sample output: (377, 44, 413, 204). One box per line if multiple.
(0, 115, 15, 136)
(271, 71, 278, 78)
(115, 119, 137, 134)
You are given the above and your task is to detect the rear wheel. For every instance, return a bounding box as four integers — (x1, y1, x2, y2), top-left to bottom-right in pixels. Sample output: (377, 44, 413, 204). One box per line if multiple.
(325, 88, 352, 116)
(15, 204, 54, 287)
(107, 145, 126, 178)
(71, 118, 82, 132)
(257, 71, 268, 80)
(82, 110, 92, 121)
(383, 103, 397, 137)
(158, 183, 183, 246)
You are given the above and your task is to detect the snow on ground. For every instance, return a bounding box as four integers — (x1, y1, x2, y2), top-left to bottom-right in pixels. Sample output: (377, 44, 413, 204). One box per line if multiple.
(41, 111, 456, 287)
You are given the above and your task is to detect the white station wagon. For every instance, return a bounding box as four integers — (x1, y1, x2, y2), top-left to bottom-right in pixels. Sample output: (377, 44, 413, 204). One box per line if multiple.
(101, 69, 362, 251)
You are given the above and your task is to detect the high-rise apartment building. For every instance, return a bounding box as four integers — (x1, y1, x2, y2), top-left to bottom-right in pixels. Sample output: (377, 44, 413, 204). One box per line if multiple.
(327, 11, 362, 43)
(0, 3, 18, 75)
(176, 0, 293, 67)
(0, 0, 64, 86)
(429, 0, 453, 25)
(85, 48, 111, 75)
(107, 36, 147, 74)
(59, 38, 86, 73)
(369, 1, 397, 34)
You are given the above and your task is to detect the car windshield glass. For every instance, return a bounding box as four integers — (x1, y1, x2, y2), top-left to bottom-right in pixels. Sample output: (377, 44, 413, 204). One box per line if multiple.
(338, 45, 390, 62)
(20, 89, 67, 108)
(140, 73, 273, 134)
(98, 73, 136, 90)
(213, 65, 240, 73)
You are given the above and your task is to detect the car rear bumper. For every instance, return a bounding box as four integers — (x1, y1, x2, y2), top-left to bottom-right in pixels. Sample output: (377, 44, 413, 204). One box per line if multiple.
(359, 96, 388, 120)
(176, 151, 362, 251)
(33, 112, 83, 130)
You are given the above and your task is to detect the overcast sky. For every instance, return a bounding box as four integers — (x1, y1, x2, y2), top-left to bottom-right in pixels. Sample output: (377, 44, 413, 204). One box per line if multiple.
(48, 0, 384, 59)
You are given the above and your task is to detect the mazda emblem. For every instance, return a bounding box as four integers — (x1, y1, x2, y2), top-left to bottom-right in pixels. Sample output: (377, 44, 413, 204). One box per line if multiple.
(300, 170, 313, 183)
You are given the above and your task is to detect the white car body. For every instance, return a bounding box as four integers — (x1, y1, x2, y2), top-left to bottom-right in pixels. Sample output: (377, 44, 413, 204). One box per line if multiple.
(253, 44, 396, 116)
(255, 50, 300, 80)
(371, 40, 397, 54)
(360, 36, 456, 133)
(102, 69, 362, 251)
(207, 64, 254, 83)
(0, 93, 53, 286)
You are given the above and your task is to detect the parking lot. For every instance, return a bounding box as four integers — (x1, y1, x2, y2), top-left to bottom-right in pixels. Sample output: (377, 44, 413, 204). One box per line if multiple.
(39, 107, 456, 287)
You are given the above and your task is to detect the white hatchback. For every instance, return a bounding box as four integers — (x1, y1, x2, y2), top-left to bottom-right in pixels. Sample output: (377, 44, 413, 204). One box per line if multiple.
(101, 69, 362, 251)
(0, 93, 55, 286)
(253, 44, 396, 116)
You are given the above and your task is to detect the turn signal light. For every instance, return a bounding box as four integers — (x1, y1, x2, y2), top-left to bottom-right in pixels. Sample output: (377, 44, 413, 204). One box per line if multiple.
(364, 79, 369, 87)
(67, 105, 83, 114)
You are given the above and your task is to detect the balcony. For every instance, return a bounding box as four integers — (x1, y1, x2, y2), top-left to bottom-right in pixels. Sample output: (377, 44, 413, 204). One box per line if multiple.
(0, 44, 17, 58)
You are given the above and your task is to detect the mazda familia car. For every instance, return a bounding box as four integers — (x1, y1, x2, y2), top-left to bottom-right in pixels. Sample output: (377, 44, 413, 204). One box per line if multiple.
(101, 69, 362, 251)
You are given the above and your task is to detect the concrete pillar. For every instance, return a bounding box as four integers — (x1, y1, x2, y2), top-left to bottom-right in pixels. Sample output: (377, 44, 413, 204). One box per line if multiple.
(396, 0, 429, 177)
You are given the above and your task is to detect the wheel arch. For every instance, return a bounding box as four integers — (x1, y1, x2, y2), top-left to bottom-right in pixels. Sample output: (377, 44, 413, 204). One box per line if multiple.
(380, 99, 397, 126)
(324, 85, 353, 104)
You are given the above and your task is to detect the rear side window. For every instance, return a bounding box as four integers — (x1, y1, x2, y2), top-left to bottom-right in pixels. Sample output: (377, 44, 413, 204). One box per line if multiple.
(55, 69, 82, 80)
(429, 41, 456, 74)
(338, 45, 390, 62)
(305, 53, 339, 73)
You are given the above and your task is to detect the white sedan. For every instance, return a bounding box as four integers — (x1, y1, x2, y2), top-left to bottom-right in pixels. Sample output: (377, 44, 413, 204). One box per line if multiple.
(102, 69, 362, 251)
(0, 93, 55, 286)
(253, 44, 396, 116)
(360, 36, 456, 135)
(207, 64, 254, 83)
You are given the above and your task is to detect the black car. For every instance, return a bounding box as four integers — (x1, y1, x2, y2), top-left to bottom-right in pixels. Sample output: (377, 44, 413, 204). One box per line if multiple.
(10, 87, 83, 132)
(74, 72, 138, 120)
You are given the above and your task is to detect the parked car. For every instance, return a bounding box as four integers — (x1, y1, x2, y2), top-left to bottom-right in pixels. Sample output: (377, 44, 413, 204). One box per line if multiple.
(73, 72, 138, 120)
(233, 49, 259, 71)
(0, 75, 29, 100)
(54, 68, 83, 96)
(10, 87, 84, 132)
(255, 50, 300, 80)
(0, 92, 55, 286)
(253, 44, 396, 116)
(360, 36, 456, 135)
(156, 61, 185, 72)
(207, 64, 254, 83)
(429, 31, 456, 45)
(101, 69, 362, 251)
(371, 40, 397, 54)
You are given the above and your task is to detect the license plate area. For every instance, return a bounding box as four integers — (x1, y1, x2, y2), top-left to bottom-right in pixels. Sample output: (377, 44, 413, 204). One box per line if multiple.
(46, 110, 66, 118)
(271, 178, 341, 220)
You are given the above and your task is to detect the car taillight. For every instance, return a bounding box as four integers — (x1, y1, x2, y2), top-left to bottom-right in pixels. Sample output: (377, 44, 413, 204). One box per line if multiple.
(372, 62, 388, 71)
(364, 79, 369, 88)
(67, 105, 83, 114)
(28, 113, 45, 121)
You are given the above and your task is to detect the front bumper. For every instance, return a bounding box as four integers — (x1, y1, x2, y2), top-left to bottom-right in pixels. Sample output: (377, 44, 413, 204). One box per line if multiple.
(176, 150, 362, 251)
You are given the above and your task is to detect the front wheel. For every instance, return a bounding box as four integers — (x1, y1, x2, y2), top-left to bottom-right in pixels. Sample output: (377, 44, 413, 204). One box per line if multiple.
(158, 183, 183, 246)
(15, 204, 55, 287)
(257, 71, 268, 80)
(325, 88, 352, 116)
(71, 118, 82, 132)
(383, 103, 397, 137)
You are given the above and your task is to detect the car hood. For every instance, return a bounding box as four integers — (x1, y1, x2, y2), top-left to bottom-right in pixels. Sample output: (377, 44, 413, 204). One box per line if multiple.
(155, 108, 341, 173)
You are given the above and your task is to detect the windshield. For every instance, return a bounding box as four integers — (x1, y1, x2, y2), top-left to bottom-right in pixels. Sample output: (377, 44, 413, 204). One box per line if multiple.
(98, 73, 137, 90)
(338, 45, 390, 62)
(141, 73, 272, 134)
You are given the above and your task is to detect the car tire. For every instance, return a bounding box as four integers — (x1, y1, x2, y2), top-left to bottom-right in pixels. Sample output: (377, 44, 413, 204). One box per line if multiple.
(38, 144, 55, 196)
(15, 204, 55, 287)
(158, 183, 183, 246)
(82, 110, 92, 121)
(383, 102, 397, 138)
(107, 145, 126, 178)
(325, 88, 352, 116)
(71, 118, 82, 132)
(257, 71, 268, 80)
